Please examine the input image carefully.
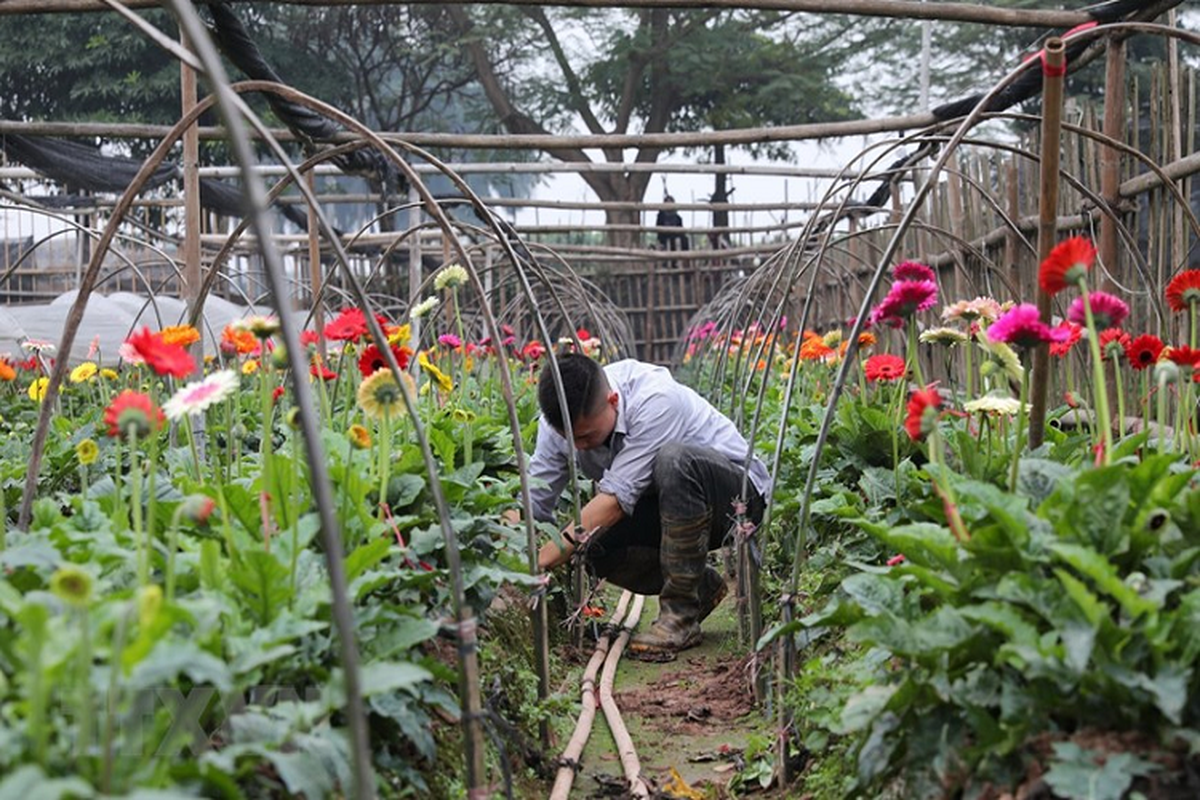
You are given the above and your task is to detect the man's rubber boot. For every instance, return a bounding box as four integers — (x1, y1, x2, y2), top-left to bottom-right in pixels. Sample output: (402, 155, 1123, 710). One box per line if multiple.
(629, 514, 709, 657)
(698, 567, 728, 624)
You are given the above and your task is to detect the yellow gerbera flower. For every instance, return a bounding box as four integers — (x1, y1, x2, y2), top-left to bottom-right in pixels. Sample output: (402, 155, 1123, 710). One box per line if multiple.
(76, 438, 100, 466)
(70, 362, 98, 383)
(100, 368, 119, 380)
(386, 323, 412, 347)
(242, 359, 260, 376)
(357, 368, 412, 420)
(28, 377, 49, 402)
(348, 423, 372, 450)
(418, 351, 453, 393)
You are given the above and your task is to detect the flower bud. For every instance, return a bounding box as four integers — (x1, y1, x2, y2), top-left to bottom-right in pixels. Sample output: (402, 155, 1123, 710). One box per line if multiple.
(1155, 360, 1180, 386)
(180, 494, 217, 526)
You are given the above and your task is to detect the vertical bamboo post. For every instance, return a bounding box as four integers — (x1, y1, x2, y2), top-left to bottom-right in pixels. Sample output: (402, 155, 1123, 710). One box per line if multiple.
(307, 171, 326, 360)
(1167, 10, 1185, 287)
(408, 185, 422, 349)
(1006, 156, 1021, 299)
(1029, 38, 1066, 450)
(776, 595, 796, 785)
(1100, 39, 1126, 433)
(181, 29, 202, 376)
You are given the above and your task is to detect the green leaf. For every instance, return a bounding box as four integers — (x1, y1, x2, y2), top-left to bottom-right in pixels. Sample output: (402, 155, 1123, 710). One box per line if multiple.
(1050, 543, 1155, 619)
(837, 683, 897, 734)
(128, 639, 233, 693)
(345, 537, 392, 583)
(372, 615, 440, 659)
(357, 660, 433, 697)
(0, 766, 94, 800)
(841, 572, 903, 615)
(385, 474, 425, 509)
(958, 602, 1039, 649)
(230, 549, 292, 626)
(1059, 468, 1131, 554)
(1043, 741, 1158, 800)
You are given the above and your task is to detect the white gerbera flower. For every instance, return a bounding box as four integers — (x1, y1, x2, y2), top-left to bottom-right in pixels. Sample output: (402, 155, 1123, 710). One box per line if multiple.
(434, 263, 469, 291)
(410, 296, 440, 320)
(163, 370, 240, 420)
(964, 394, 1026, 415)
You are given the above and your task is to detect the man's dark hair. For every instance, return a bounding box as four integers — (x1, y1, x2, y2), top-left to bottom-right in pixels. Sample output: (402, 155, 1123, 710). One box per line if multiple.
(538, 353, 608, 433)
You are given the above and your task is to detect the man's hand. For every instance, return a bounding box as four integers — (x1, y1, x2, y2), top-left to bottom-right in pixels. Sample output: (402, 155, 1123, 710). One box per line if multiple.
(501, 508, 521, 526)
(536, 493, 625, 572)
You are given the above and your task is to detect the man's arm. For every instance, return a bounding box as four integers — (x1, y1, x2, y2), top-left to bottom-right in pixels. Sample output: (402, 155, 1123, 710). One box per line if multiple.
(537, 492, 624, 571)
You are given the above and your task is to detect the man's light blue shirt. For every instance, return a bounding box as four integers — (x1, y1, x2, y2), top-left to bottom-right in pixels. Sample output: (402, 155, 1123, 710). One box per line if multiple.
(528, 359, 772, 522)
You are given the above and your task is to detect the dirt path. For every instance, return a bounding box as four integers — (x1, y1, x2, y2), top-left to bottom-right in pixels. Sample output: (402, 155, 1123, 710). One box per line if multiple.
(573, 577, 773, 797)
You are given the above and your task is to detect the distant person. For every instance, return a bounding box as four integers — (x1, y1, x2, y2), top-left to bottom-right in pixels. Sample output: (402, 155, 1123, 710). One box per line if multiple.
(655, 195, 689, 252)
(708, 188, 732, 250)
(526, 353, 771, 657)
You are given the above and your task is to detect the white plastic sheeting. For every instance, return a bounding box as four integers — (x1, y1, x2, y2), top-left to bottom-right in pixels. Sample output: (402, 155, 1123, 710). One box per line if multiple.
(0, 292, 311, 364)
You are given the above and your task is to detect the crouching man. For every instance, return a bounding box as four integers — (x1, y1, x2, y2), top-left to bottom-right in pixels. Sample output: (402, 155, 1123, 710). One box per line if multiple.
(527, 353, 771, 657)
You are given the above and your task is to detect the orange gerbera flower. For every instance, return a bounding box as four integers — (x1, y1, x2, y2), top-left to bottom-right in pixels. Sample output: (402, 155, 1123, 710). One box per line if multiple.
(1039, 236, 1096, 296)
(0, 360, 15, 381)
(159, 324, 201, 348)
(799, 334, 834, 361)
(1165, 269, 1200, 313)
(221, 325, 259, 356)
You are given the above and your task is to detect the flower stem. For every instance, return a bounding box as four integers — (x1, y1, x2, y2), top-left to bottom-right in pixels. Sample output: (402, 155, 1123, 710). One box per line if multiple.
(377, 411, 391, 519)
(907, 316, 926, 388)
(1112, 353, 1126, 443)
(128, 426, 146, 587)
(1010, 364, 1030, 492)
(166, 506, 183, 603)
(964, 331, 975, 400)
(76, 608, 92, 769)
(1078, 281, 1114, 465)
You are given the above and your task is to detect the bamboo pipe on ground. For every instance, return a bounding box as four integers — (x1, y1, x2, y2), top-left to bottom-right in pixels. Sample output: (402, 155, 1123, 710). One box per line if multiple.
(598, 594, 649, 799)
(549, 590, 634, 799)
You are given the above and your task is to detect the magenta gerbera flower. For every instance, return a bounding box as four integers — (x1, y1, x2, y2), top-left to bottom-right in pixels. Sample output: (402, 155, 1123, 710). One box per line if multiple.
(868, 280, 939, 328)
(1067, 291, 1129, 331)
(893, 261, 936, 282)
(987, 304, 1068, 350)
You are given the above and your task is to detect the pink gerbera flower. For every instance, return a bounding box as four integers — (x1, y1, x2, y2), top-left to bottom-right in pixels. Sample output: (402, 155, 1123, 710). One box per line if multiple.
(438, 333, 463, 350)
(163, 370, 240, 420)
(1067, 291, 1129, 331)
(868, 280, 939, 328)
(893, 261, 936, 282)
(987, 304, 1068, 350)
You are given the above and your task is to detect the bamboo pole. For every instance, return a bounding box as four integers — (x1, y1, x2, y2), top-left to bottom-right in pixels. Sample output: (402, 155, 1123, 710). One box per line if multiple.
(598, 594, 649, 800)
(1029, 38, 1066, 451)
(1099, 37, 1126, 276)
(6, 0, 1094, 26)
(0, 113, 934, 149)
(550, 591, 633, 799)
(306, 170, 326, 359)
(180, 31, 202, 378)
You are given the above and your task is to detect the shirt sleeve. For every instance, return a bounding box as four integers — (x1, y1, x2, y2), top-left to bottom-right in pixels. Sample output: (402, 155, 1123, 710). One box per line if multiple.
(597, 388, 689, 516)
(527, 417, 570, 522)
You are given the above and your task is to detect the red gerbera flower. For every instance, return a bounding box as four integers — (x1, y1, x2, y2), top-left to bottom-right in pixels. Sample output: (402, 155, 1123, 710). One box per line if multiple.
(1049, 321, 1083, 357)
(904, 383, 942, 442)
(1166, 345, 1200, 371)
(104, 389, 163, 438)
(521, 340, 546, 361)
(1124, 334, 1164, 371)
(1099, 328, 1130, 360)
(1038, 236, 1096, 296)
(864, 354, 907, 383)
(1166, 269, 1200, 313)
(357, 343, 413, 377)
(310, 361, 337, 381)
(324, 307, 369, 342)
(299, 329, 321, 348)
(125, 327, 195, 379)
